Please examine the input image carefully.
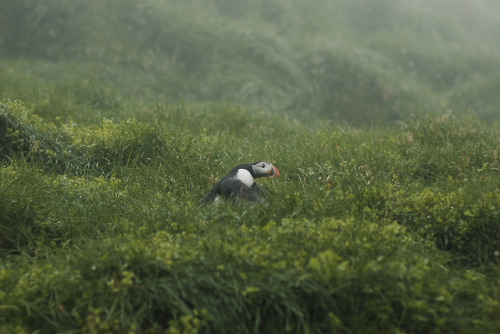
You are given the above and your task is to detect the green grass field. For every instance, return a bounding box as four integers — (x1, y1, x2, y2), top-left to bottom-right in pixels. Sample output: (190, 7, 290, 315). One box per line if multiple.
(1, 1, 500, 333)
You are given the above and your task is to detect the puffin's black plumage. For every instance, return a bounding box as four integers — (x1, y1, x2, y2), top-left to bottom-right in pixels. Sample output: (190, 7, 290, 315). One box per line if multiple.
(200, 161, 280, 205)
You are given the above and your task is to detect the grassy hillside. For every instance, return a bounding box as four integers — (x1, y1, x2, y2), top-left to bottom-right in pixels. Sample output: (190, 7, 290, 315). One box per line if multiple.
(1, 0, 500, 332)
(1, 100, 499, 333)
(1, 0, 500, 124)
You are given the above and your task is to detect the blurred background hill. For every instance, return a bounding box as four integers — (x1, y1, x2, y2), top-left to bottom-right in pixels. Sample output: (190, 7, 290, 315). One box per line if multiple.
(1, 0, 499, 124)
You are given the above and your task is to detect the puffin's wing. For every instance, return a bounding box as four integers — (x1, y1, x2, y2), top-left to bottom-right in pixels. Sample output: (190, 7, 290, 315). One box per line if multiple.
(199, 178, 226, 205)
(199, 186, 219, 205)
(199, 178, 261, 205)
(230, 180, 261, 203)
(251, 183, 267, 198)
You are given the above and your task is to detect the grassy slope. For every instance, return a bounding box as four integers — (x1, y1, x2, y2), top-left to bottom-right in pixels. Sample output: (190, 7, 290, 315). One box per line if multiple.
(1, 0, 500, 333)
(1, 0, 500, 124)
(1, 100, 499, 333)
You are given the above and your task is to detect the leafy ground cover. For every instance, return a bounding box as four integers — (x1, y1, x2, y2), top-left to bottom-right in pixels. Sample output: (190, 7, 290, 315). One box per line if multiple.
(1, 99, 499, 333)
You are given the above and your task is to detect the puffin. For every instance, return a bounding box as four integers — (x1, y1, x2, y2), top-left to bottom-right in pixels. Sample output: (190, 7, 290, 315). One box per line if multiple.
(200, 161, 280, 205)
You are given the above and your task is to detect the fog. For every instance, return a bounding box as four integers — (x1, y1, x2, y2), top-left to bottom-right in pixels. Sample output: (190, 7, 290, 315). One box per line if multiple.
(1, 0, 500, 124)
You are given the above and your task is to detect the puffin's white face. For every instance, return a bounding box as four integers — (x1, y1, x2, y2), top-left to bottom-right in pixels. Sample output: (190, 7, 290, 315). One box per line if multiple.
(251, 161, 280, 178)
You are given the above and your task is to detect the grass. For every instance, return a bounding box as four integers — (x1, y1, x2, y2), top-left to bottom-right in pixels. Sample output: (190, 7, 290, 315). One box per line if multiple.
(1, 99, 499, 333)
(1, 0, 500, 332)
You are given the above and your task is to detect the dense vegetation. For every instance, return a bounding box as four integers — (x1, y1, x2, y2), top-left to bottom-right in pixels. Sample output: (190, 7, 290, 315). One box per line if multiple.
(1, 0, 499, 333)
(1, 99, 499, 333)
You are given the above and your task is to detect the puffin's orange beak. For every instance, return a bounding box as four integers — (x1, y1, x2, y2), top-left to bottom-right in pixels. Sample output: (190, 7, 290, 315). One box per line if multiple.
(268, 164, 280, 178)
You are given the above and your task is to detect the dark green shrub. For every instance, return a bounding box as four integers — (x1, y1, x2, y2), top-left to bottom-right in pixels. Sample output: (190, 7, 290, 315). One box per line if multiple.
(0, 100, 70, 172)
(1, 100, 167, 175)
(0, 165, 43, 255)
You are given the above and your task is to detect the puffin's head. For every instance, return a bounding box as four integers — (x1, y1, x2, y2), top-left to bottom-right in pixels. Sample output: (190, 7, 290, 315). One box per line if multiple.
(251, 161, 280, 178)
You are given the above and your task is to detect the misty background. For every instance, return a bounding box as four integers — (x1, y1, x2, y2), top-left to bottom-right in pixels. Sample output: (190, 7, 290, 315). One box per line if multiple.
(1, 0, 500, 124)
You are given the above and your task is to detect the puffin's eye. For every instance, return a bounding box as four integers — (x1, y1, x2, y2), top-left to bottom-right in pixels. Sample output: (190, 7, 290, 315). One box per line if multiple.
(261, 163, 265, 168)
